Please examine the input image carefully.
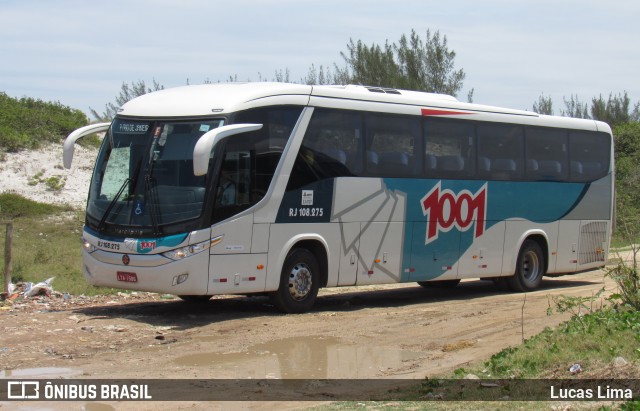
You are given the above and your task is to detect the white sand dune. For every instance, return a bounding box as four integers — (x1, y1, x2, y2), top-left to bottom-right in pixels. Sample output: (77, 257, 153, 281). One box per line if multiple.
(0, 143, 97, 209)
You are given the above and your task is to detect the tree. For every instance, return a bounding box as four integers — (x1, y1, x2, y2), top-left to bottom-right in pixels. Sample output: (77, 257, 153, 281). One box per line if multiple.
(338, 29, 466, 97)
(90, 79, 164, 121)
(340, 38, 400, 88)
(302, 64, 337, 85)
(561, 94, 590, 119)
(610, 122, 640, 308)
(535, 91, 639, 124)
(591, 92, 639, 126)
(532, 94, 554, 115)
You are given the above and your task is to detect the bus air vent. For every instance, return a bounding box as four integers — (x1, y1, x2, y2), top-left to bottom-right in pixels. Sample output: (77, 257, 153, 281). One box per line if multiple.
(578, 221, 608, 264)
(364, 86, 402, 95)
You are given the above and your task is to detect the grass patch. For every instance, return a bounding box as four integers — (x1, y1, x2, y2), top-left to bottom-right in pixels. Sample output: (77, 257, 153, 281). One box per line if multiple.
(479, 308, 640, 379)
(0, 194, 116, 296)
(0, 193, 72, 219)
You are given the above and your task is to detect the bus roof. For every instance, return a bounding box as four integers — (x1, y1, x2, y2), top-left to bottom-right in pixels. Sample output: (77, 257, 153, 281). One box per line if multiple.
(116, 82, 611, 133)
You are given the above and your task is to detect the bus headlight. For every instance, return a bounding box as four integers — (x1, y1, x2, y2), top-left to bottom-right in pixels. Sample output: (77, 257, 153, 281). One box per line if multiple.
(82, 237, 97, 253)
(162, 235, 223, 261)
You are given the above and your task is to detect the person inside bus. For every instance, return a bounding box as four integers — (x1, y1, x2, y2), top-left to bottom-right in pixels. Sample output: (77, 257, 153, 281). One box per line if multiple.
(216, 169, 236, 206)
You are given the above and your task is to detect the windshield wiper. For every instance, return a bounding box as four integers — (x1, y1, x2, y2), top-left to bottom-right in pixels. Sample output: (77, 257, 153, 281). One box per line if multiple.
(97, 177, 131, 233)
(145, 174, 161, 236)
(96, 158, 143, 233)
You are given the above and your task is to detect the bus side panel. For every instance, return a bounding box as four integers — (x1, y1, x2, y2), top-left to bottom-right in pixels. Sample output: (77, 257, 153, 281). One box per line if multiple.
(408, 221, 459, 282)
(456, 221, 506, 279)
(207, 254, 269, 294)
(357, 222, 404, 285)
(554, 220, 580, 273)
(553, 219, 610, 274)
(337, 222, 359, 286)
(331, 177, 407, 285)
(210, 214, 254, 255)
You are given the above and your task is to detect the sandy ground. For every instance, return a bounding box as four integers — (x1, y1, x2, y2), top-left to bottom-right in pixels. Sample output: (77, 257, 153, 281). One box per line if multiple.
(0, 143, 97, 209)
(0, 268, 619, 410)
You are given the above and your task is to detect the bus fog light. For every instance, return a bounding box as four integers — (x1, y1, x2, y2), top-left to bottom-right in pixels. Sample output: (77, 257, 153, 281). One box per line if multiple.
(172, 273, 189, 286)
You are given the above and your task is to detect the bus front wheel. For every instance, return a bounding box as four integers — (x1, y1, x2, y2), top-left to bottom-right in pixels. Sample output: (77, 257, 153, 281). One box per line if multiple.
(270, 248, 320, 313)
(507, 240, 545, 292)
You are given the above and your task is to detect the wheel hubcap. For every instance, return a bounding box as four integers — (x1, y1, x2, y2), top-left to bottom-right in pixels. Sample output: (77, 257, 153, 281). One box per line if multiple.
(522, 250, 541, 283)
(288, 263, 312, 301)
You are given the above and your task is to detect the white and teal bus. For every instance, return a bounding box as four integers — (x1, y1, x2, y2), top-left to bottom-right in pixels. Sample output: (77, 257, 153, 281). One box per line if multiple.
(64, 83, 613, 313)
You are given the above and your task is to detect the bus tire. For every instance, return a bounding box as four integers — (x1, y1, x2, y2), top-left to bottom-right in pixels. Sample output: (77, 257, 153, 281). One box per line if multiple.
(417, 279, 460, 288)
(507, 240, 545, 292)
(270, 248, 320, 313)
(178, 295, 212, 302)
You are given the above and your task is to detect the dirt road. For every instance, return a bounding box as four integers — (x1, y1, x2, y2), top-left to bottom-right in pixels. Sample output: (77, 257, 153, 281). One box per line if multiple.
(1, 269, 614, 410)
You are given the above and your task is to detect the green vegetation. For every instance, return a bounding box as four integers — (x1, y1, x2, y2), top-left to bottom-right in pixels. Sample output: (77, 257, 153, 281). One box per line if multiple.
(334, 29, 467, 97)
(531, 91, 640, 124)
(0, 193, 71, 219)
(480, 308, 639, 379)
(0, 92, 88, 152)
(0, 194, 111, 295)
(27, 170, 67, 191)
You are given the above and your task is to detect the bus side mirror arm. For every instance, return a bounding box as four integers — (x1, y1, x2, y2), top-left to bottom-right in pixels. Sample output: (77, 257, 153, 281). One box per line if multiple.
(193, 123, 263, 176)
(63, 122, 111, 169)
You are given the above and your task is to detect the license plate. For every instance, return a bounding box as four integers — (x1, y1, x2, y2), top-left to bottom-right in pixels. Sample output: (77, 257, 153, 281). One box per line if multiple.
(117, 271, 138, 283)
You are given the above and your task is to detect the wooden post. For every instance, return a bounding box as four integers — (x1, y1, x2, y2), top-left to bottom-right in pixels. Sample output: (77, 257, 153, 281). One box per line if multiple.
(3, 222, 12, 297)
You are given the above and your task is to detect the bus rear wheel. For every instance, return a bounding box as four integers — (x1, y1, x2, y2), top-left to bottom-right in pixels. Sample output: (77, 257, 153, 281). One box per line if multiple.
(270, 248, 320, 313)
(507, 240, 545, 292)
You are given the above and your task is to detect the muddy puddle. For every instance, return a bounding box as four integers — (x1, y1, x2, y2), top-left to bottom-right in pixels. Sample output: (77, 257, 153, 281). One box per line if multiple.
(174, 336, 424, 378)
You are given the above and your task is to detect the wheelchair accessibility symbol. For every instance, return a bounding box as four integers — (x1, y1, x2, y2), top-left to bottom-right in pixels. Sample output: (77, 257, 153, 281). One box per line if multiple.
(134, 201, 144, 216)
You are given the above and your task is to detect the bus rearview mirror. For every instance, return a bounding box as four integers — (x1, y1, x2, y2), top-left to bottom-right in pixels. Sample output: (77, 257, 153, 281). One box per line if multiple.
(63, 122, 111, 169)
(193, 123, 263, 176)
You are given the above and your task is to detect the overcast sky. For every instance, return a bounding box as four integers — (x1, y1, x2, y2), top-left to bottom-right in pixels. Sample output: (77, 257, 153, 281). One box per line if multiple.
(2, 0, 638, 119)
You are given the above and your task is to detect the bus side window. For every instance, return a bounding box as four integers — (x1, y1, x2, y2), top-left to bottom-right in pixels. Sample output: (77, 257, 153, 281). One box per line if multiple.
(424, 118, 475, 180)
(286, 109, 362, 191)
(569, 131, 610, 182)
(365, 114, 420, 178)
(477, 124, 524, 180)
(525, 127, 568, 181)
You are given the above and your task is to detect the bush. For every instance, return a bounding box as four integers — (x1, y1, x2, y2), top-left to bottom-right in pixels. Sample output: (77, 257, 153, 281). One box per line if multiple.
(607, 262, 640, 310)
(0, 92, 88, 152)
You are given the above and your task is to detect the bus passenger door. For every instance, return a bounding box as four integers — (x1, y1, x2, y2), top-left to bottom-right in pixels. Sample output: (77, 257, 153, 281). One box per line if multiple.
(208, 213, 265, 294)
(337, 222, 359, 286)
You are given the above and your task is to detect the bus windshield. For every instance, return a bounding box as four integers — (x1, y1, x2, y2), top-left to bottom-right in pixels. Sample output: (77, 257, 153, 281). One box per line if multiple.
(87, 118, 224, 234)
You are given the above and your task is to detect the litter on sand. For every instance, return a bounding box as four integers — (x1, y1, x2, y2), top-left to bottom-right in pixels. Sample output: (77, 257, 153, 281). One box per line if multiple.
(23, 277, 56, 298)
